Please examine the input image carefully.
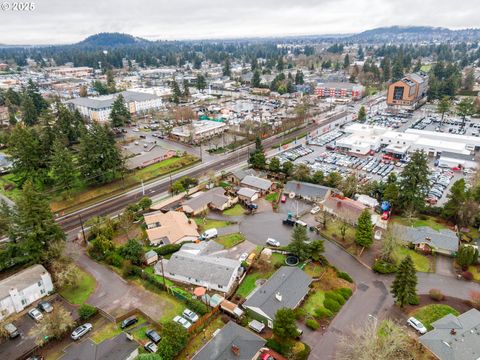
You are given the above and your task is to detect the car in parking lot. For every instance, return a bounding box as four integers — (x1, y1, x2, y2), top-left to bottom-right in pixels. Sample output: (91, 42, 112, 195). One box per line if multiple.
(310, 206, 320, 214)
(146, 329, 161, 343)
(183, 309, 199, 323)
(3, 323, 20, 338)
(120, 316, 138, 329)
(71, 323, 93, 340)
(28, 308, 43, 322)
(38, 301, 53, 313)
(144, 341, 158, 353)
(407, 317, 427, 334)
(266, 238, 280, 247)
(239, 252, 249, 262)
(173, 316, 192, 330)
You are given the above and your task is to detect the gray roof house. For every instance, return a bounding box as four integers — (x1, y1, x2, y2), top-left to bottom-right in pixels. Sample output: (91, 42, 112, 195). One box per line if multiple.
(394, 225, 459, 256)
(182, 187, 235, 215)
(284, 181, 332, 202)
(240, 175, 273, 194)
(242, 266, 311, 327)
(156, 248, 240, 293)
(419, 309, 480, 360)
(192, 321, 266, 360)
(60, 332, 139, 360)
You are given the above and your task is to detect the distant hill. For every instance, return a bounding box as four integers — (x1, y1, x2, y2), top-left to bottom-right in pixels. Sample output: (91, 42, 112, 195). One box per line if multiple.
(76, 32, 149, 47)
(347, 26, 480, 43)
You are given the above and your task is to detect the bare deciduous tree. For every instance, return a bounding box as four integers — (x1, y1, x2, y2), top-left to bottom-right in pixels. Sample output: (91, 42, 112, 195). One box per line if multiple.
(29, 307, 75, 346)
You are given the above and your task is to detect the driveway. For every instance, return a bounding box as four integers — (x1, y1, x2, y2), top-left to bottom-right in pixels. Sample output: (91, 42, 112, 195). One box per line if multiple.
(435, 254, 455, 277)
(67, 242, 179, 322)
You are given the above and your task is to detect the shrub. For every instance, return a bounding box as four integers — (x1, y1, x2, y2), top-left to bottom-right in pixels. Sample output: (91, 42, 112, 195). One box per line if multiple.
(105, 251, 123, 267)
(294, 307, 306, 320)
(293, 342, 311, 360)
(314, 307, 333, 319)
(462, 271, 474, 281)
(337, 271, 353, 283)
(323, 298, 341, 313)
(265, 338, 291, 355)
(373, 259, 397, 274)
(325, 291, 346, 305)
(78, 304, 98, 320)
(154, 243, 183, 256)
(337, 288, 353, 300)
(429, 289, 445, 301)
(305, 318, 320, 330)
(185, 298, 208, 316)
(409, 295, 420, 305)
(317, 255, 329, 266)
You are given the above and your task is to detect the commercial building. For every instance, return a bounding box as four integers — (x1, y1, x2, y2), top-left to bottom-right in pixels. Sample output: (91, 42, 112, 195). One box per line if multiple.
(0, 265, 54, 321)
(48, 66, 94, 78)
(315, 82, 365, 100)
(386, 72, 429, 109)
(170, 120, 227, 144)
(66, 91, 163, 122)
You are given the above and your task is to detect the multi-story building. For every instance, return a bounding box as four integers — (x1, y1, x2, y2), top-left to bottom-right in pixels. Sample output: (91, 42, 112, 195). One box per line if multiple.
(66, 91, 163, 123)
(170, 120, 227, 144)
(315, 82, 365, 100)
(0, 264, 54, 321)
(386, 71, 429, 110)
(48, 66, 94, 78)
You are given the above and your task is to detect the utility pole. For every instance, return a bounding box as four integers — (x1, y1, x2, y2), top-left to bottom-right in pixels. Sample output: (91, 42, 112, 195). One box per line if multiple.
(159, 256, 168, 293)
(169, 174, 173, 196)
(78, 214, 87, 243)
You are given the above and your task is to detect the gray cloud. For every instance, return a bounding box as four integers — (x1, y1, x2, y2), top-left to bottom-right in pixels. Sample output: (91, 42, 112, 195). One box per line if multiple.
(0, 0, 478, 44)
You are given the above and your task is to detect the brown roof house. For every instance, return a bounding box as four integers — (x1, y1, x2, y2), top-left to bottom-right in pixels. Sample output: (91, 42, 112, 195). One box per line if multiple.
(322, 193, 380, 226)
(182, 187, 236, 215)
(144, 210, 199, 245)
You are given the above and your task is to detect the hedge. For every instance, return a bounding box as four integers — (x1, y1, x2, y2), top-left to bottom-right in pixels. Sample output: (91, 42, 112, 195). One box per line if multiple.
(323, 298, 341, 313)
(337, 271, 353, 283)
(266, 338, 292, 355)
(337, 288, 352, 300)
(185, 298, 208, 316)
(305, 318, 320, 330)
(373, 259, 397, 274)
(325, 291, 346, 305)
(78, 304, 98, 320)
(154, 243, 183, 256)
(314, 307, 333, 319)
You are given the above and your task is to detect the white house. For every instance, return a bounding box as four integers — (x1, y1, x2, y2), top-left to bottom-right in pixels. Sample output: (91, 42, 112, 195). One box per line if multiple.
(0, 264, 54, 321)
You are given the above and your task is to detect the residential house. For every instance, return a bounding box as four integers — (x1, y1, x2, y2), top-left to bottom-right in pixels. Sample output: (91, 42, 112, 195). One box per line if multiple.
(144, 210, 199, 245)
(125, 148, 177, 170)
(240, 175, 274, 196)
(419, 308, 480, 360)
(242, 266, 311, 328)
(394, 225, 459, 256)
(226, 169, 249, 185)
(283, 181, 332, 203)
(60, 332, 139, 360)
(182, 187, 236, 216)
(155, 242, 240, 293)
(237, 187, 258, 203)
(0, 265, 54, 321)
(192, 321, 266, 360)
(322, 193, 380, 226)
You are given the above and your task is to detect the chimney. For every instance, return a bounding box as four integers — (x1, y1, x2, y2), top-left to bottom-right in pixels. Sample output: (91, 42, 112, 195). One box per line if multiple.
(231, 344, 240, 356)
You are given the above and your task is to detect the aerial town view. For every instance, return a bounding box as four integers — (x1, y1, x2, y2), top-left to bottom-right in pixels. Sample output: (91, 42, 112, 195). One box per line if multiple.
(1, 1, 480, 359)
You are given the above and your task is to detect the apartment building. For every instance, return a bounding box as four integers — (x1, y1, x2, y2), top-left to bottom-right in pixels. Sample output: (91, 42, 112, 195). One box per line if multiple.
(315, 82, 365, 100)
(387, 71, 429, 109)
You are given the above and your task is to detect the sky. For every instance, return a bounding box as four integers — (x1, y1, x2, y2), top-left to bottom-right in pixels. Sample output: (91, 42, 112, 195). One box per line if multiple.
(0, 0, 479, 45)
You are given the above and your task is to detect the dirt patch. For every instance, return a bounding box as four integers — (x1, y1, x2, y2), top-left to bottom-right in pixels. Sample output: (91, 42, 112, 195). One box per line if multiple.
(314, 267, 353, 291)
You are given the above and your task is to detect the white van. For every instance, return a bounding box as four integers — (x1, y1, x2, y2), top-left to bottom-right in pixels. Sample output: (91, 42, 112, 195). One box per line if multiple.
(200, 228, 218, 241)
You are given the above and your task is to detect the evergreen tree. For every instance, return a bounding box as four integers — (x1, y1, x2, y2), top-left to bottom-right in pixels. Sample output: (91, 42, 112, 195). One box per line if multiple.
(21, 95, 38, 126)
(383, 173, 399, 208)
(170, 80, 181, 104)
(196, 74, 207, 91)
(249, 136, 266, 169)
(269, 156, 280, 172)
(398, 150, 430, 212)
(437, 96, 451, 124)
(50, 139, 77, 196)
(391, 255, 418, 307)
(282, 161, 294, 176)
(391, 59, 404, 81)
(78, 122, 124, 185)
(251, 70, 261, 88)
(442, 179, 467, 224)
(355, 209, 373, 248)
(287, 225, 311, 261)
(109, 94, 131, 127)
(273, 308, 298, 340)
(343, 54, 350, 69)
(25, 79, 47, 114)
(457, 97, 475, 125)
(357, 106, 367, 122)
(456, 245, 479, 270)
(182, 79, 190, 98)
(55, 103, 84, 144)
(223, 57, 231, 77)
(294, 70, 304, 85)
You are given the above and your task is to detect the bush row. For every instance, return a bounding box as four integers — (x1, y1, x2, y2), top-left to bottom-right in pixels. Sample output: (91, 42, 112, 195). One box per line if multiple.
(373, 259, 397, 274)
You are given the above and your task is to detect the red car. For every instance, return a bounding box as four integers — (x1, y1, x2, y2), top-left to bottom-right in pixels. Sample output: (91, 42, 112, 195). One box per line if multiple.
(281, 195, 287, 203)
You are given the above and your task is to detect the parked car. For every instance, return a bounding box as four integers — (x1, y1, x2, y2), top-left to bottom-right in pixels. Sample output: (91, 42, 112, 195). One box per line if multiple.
(200, 228, 218, 241)
(38, 301, 53, 313)
(146, 329, 161, 343)
(407, 317, 427, 334)
(239, 252, 249, 262)
(266, 238, 280, 247)
(173, 316, 192, 330)
(144, 341, 158, 353)
(121, 316, 138, 329)
(310, 206, 320, 214)
(28, 308, 44, 322)
(183, 309, 199, 323)
(3, 323, 19, 338)
(281, 195, 287, 203)
(71, 323, 93, 340)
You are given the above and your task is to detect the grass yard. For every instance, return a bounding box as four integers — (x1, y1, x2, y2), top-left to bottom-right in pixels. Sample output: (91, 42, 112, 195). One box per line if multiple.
(91, 315, 147, 344)
(194, 218, 233, 232)
(215, 232, 245, 249)
(411, 304, 460, 331)
(394, 215, 447, 231)
(265, 192, 279, 203)
(50, 155, 198, 213)
(468, 265, 480, 281)
(271, 253, 286, 267)
(304, 262, 327, 277)
(131, 324, 150, 343)
(143, 266, 175, 287)
(177, 316, 225, 359)
(302, 290, 326, 316)
(59, 267, 96, 305)
(394, 247, 432, 272)
(223, 204, 245, 216)
(320, 219, 356, 252)
(236, 272, 268, 298)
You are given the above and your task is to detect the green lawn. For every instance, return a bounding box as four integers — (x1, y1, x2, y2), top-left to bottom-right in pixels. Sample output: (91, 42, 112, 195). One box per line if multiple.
(194, 218, 233, 232)
(59, 268, 96, 305)
(271, 253, 286, 267)
(266, 192, 279, 203)
(215, 232, 245, 249)
(420, 64, 432, 72)
(411, 304, 460, 331)
(131, 324, 150, 342)
(302, 290, 325, 316)
(394, 216, 447, 231)
(236, 273, 267, 298)
(90, 316, 147, 344)
(143, 266, 175, 287)
(223, 204, 245, 216)
(394, 247, 432, 272)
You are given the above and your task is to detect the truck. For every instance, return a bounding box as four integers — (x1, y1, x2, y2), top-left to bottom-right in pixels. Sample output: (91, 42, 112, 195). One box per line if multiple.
(200, 228, 218, 241)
